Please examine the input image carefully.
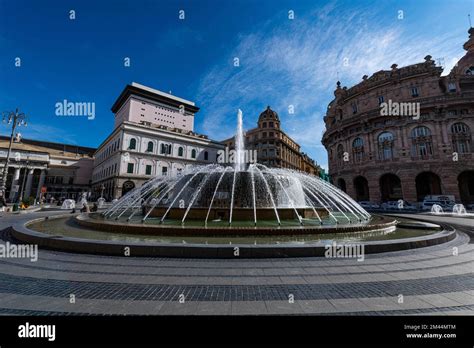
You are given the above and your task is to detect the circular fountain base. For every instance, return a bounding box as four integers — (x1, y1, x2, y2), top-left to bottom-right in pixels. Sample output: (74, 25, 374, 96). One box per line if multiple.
(75, 212, 396, 236)
(10, 213, 456, 258)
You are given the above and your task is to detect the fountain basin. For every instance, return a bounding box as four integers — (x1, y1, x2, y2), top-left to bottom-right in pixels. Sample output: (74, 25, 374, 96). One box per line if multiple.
(77, 212, 397, 236)
(145, 207, 327, 221)
(11, 213, 456, 258)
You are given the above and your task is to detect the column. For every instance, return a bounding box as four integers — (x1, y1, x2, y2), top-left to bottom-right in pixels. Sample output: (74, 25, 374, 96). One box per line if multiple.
(9, 167, 20, 201)
(24, 169, 34, 199)
(36, 169, 46, 200)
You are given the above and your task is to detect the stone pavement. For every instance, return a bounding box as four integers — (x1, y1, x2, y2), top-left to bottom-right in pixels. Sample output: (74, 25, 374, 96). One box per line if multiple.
(0, 211, 472, 315)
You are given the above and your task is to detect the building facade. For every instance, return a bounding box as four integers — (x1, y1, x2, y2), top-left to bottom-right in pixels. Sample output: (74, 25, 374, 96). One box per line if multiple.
(91, 82, 224, 199)
(322, 28, 474, 205)
(0, 136, 95, 203)
(222, 106, 319, 175)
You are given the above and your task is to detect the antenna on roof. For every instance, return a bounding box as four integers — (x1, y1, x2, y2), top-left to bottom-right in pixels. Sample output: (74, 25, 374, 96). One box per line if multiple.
(469, 14, 472, 28)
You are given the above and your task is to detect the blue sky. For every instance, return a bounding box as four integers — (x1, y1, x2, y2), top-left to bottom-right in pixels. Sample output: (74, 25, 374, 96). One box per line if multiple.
(0, 0, 472, 171)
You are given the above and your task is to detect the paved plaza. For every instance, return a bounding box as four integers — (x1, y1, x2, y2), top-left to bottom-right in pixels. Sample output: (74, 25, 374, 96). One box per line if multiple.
(0, 211, 473, 315)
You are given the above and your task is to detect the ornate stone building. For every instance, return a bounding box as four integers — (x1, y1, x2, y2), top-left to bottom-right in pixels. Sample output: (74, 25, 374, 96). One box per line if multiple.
(222, 106, 320, 175)
(0, 136, 94, 202)
(322, 28, 474, 204)
(91, 83, 223, 200)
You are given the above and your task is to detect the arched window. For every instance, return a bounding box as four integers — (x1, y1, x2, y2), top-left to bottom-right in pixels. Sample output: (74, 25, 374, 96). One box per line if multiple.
(160, 143, 172, 155)
(146, 141, 153, 152)
(129, 138, 136, 150)
(451, 122, 471, 154)
(178, 147, 184, 157)
(411, 126, 432, 158)
(466, 66, 474, 75)
(378, 132, 394, 160)
(204, 151, 209, 161)
(336, 144, 344, 165)
(352, 137, 364, 163)
(191, 149, 197, 159)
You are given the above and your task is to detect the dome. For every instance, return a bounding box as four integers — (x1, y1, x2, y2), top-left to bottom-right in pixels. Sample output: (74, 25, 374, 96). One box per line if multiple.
(258, 106, 280, 122)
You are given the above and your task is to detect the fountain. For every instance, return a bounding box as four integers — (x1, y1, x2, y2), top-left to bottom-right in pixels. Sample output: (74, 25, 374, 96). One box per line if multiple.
(18, 110, 454, 258)
(431, 204, 444, 214)
(61, 199, 75, 210)
(94, 109, 375, 232)
(452, 204, 467, 215)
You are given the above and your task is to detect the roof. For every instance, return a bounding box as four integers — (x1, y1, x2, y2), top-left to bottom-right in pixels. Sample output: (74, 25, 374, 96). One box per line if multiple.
(0, 136, 95, 159)
(258, 106, 280, 122)
(111, 82, 200, 114)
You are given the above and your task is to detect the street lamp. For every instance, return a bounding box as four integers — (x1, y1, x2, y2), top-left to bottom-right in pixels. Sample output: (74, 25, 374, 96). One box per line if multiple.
(0, 109, 28, 200)
(18, 159, 30, 204)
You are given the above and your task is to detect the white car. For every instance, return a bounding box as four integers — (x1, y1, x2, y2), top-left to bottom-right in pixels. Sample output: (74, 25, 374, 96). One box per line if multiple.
(381, 200, 417, 211)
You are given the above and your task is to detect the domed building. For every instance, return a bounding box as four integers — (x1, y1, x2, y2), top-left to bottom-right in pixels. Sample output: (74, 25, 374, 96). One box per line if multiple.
(322, 28, 474, 205)
(223, 106, 320, 175)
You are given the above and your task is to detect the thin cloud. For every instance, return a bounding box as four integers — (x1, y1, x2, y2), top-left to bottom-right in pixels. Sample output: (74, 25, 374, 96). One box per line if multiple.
(194, 1, 465, 170)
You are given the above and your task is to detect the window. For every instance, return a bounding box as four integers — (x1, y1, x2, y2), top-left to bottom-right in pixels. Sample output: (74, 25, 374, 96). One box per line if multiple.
(448, 82, 456, 92)
(262, 132, 267, 138)
(412, 126, 430, 137)
(351, 103, 358, 114)
(411, 87, 419, 97)
(146, 141, 153, 152)
(162, 166, 168, 176)
(160, 143, 172, 155)
(191, 149, 197, 159)
(378, 132, 394, 160)
(127, 163, 134, 174)
(411, 126, 432, 158)
(337, 144, 345, 165)
(262, 122, 267, 128)
(178, 147, 184, 157)
(145, 165, 152, 175)
(352, 137, 364, 163)
(378, 96, 384, 105)
(466, 66, 474, 75)
(129, 138, 136, 150)
(451, 122, 471, 154)
(204, 151, 209, 161)
(269, 122, 274, 127)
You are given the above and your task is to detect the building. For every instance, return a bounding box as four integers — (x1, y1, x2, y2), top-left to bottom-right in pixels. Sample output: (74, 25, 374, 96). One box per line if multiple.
(91, 82, 224, 199)
(322, 28, 474, 205)
(0, 136, 95, 203)
(222, 106, 320, 175)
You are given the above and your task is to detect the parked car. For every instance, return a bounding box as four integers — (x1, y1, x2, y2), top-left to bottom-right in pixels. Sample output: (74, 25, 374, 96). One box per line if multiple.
(358, 201, 380, 210)
(421, 195, 455, 211)
(381, 200, 417, 211)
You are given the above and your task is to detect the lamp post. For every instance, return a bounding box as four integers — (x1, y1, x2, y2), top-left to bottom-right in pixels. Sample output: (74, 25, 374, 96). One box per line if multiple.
(18, 160, 30, 204)
(0, 109, 28, 200)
